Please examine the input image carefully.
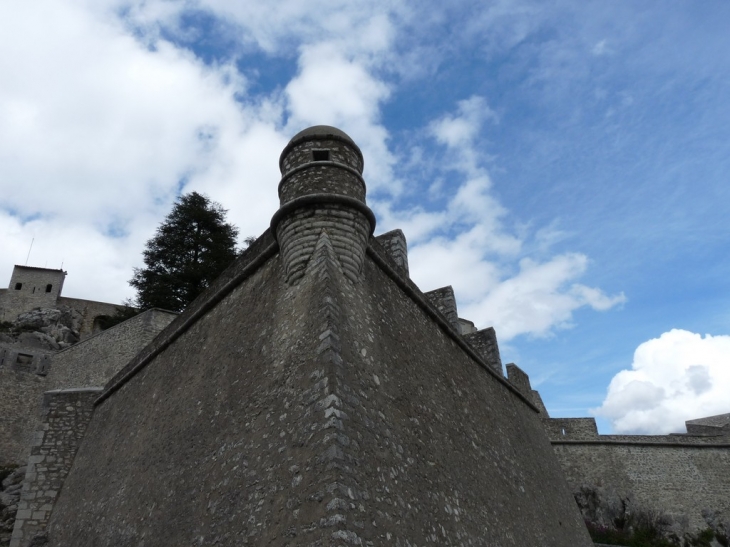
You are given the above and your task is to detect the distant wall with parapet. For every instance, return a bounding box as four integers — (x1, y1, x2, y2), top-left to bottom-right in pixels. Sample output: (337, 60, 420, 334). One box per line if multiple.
(56, 297, 121, 338)
(48, 308, 177, 390)
(0, 309, 176, 466)
(547, 416, 730, 532)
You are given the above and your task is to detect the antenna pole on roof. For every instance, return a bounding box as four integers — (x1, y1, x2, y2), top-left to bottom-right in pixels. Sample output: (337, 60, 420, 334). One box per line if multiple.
(25, 238, 34, 265)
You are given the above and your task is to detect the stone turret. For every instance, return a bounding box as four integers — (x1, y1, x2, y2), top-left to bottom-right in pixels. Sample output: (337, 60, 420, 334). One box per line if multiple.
(271, 125, 376, 284)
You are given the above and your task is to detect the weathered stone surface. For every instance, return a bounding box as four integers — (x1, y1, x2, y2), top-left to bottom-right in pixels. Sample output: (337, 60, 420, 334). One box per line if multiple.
(0, 309, 175, 467)
(464, 326, 502, 375)
(424, 285, 460, 332)
(0, 466, 25, 545)
(10, 390, 99, 547)
(549, 416, 730, 537)
(374, 229, 409, 275)
(46, 127, 591, 546)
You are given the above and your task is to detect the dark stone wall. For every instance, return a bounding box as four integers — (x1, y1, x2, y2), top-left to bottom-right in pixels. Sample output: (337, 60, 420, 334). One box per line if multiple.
(0, 367, 45, 466)
(374, 230, 409, 275)
(11, 389, 100, 547)
(47, 243, 591, 546)
(0, 310, 175, 468)
(463, 327, 502, 375)
(48, 309, 176, 390)
(424, 286, 460, 331)
(552, 440, 730, 532)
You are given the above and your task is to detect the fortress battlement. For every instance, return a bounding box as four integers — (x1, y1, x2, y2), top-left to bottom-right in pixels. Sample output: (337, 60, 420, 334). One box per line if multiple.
(1, 126, 727, 546)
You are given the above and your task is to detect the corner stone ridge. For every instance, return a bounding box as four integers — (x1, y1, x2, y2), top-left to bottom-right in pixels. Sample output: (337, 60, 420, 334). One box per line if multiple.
(304, 230, 345, 278)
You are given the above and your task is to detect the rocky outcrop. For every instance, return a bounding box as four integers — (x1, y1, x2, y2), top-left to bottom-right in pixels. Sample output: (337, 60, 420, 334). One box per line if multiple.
(576, 485, 729, 546)
(6, 306, 82, 349)
(0, 466, 25, 546)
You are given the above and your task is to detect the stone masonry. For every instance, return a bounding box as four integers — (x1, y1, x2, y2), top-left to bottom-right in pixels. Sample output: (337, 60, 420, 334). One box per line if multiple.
(45, 126, 593, 546)
(3, 124, 726, 545)
(11, 389, 101, 547)
(0, 308, 176, 467)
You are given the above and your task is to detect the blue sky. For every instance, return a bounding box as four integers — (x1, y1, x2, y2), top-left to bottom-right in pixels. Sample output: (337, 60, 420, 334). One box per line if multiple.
(2, 0, 729, 433)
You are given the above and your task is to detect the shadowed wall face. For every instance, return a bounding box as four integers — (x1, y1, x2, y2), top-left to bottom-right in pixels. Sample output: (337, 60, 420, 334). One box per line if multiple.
(11, 389, 101, 547)
(45, 126, 591, 546)
(47, 245, 591, 546)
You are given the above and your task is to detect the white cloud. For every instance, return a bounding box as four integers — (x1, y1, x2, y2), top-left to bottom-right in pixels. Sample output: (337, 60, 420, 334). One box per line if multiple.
(0, 0, 289, 302)
(595, 329, 730, 434)
(0, 0, 406, 305)
(461, 254, 626, 340)
(283, 42, 396, 193)
(430, 96, 497, 149)
(386, 96, 624, 340)
(0, 0, 625, 348)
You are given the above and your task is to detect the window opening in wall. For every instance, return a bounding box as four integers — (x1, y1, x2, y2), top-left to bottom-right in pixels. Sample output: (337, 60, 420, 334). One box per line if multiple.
(32, 287, 36, 294)
(312, 150, 330, 161)
(14, 283, 22, 290)
(45, 284, 53, 293)
(561, 428, 566, 436)
(16, 353, 33, 371)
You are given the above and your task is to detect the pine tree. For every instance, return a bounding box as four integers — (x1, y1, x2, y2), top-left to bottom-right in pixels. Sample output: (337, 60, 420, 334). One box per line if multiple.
(130, 192, 239, 312)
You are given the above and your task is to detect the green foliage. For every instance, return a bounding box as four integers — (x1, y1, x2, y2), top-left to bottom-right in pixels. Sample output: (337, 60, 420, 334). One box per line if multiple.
(0, 465, 17, 485)
(130, 192, 239, 313)
(95, 300, 140, 331)
(587, 518, 727, 547)
(586, 522, 674, 546)
(242, 236, 257, 250)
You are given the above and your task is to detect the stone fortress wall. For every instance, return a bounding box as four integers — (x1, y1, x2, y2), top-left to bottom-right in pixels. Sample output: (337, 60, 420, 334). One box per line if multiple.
(547, 414, 730, 533)
(0, 307, 175, 466)
(511, 365, 730, 537)
(2, 239, 728, 545)
(0, 264, 176, 466)
(10, 389, 101, 547)
(47, 308, 176, 391)
(43, 126, 593, 546)
(2, 125, 729, 545)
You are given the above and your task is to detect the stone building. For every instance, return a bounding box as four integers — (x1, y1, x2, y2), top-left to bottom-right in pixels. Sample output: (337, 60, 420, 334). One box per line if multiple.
(0, 265, 121, 337)
(0, 264, 178, 467)
(35, 126, 593, 546)
(3, 126, 728, 546)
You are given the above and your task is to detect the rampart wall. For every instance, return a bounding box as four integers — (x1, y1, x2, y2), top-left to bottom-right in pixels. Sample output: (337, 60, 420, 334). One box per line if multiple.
(56, 297, 121, 338)
(48, 308, 176, 390)
(10, 389, 101, 547)
(0, 367, 47, 466)
(548, 417, 730, 532)
(46, 232, 591, 545)
(0, 309, 175, 467)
